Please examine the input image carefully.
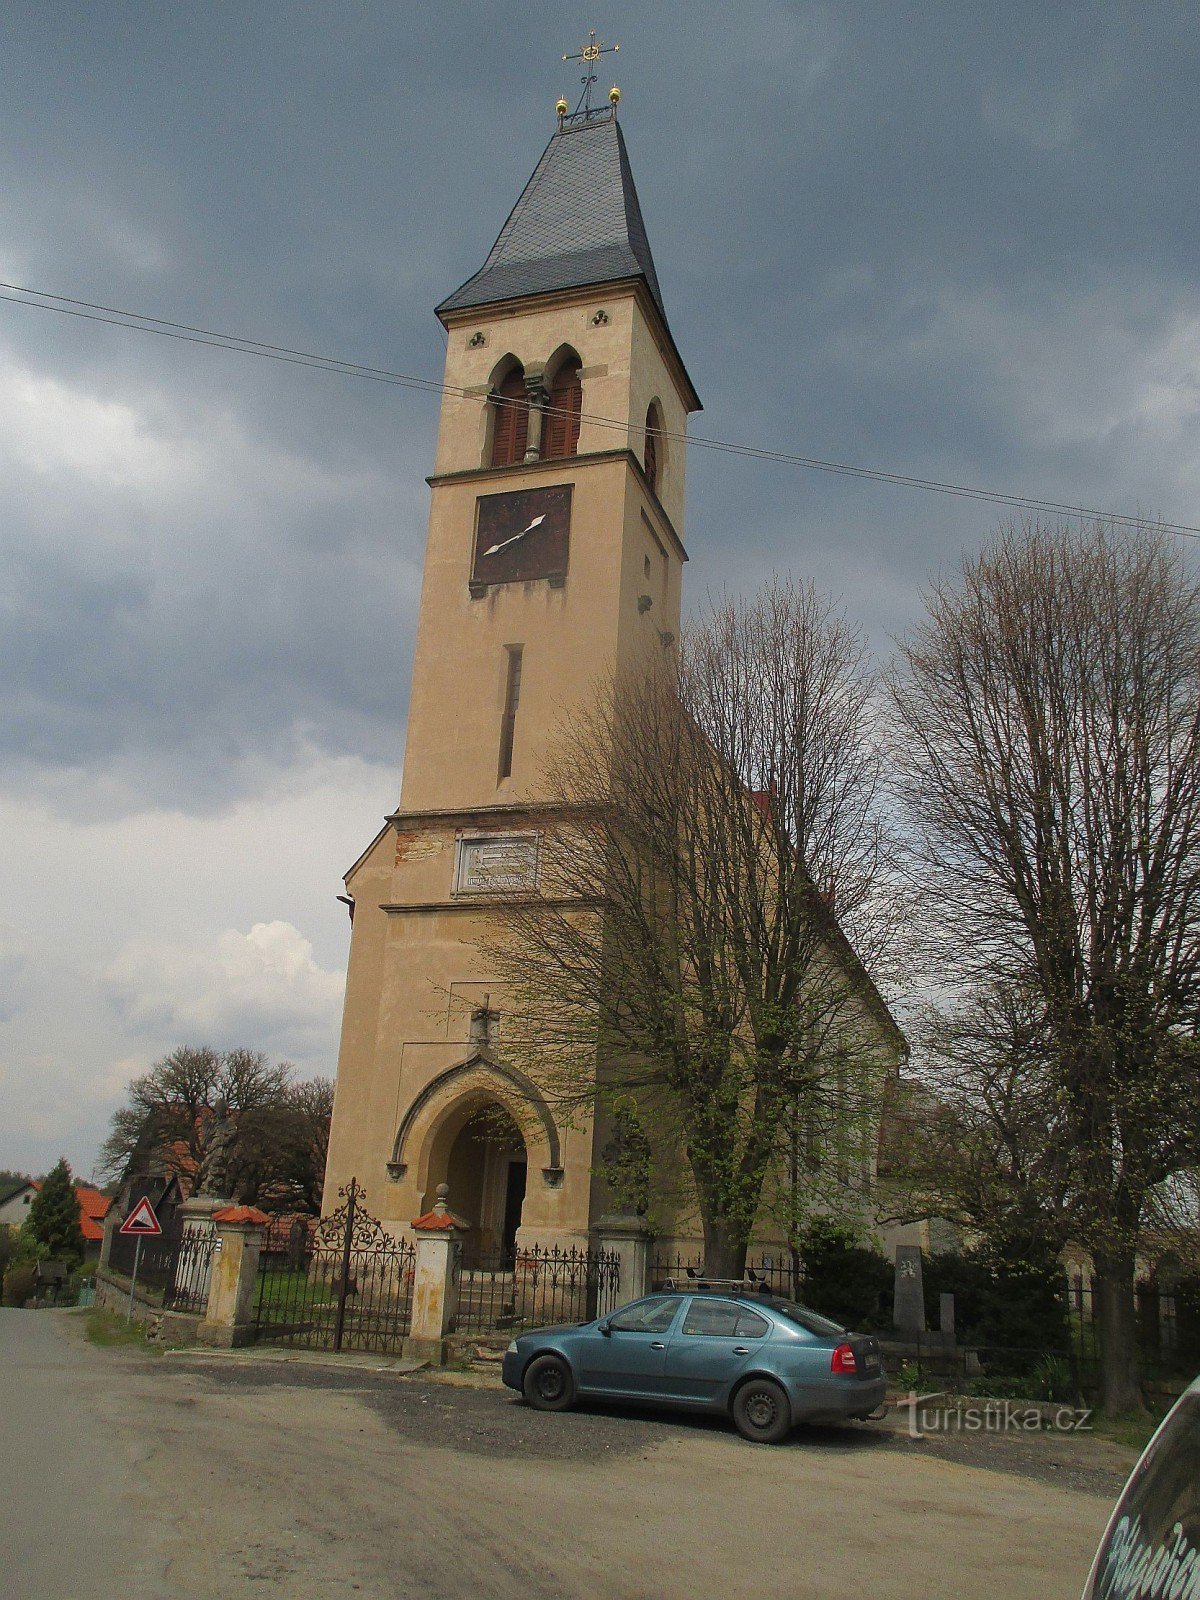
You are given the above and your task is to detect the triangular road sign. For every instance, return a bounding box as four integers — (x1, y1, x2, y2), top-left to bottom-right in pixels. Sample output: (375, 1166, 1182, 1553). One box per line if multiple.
(119, 1196, 162, 1236)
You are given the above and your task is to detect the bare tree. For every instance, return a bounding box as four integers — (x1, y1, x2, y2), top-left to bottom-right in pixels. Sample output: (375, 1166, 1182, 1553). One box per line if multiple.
(274, 1076, 335, 1214)
(487, 578, 904, 1278)
(882, 980, 1074, 1263)
(889, 517, 1200, 1411)
(97, 1045, 305, 1205)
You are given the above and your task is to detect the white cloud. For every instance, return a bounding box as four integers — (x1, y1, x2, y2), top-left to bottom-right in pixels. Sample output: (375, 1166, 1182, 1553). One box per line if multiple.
(0, 360, 187, 489)
(0, 922, 31, 1024)
(104, 920, 345, 1052)
(0, 751, 388, 1176)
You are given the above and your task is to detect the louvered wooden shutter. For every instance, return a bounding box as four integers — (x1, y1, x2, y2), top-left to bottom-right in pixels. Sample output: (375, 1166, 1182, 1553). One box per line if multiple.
(491, 370, 529, 467)
(543, 359, 582, 459)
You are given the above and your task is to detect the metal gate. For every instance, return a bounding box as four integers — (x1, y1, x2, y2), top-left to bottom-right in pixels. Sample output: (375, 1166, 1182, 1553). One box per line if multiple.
(254, 1178, 415, 1354)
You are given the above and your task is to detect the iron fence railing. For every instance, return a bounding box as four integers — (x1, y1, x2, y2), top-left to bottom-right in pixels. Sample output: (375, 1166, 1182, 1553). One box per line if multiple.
(645, 1254, 1198, 1403)
(453, 1244, 621, 1335)
(106, 1224, 218, 1313)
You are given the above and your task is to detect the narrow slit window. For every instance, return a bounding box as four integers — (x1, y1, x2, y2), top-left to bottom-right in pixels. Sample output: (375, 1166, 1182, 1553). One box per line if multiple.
(644, 402, 663, 495)
(498, 646, 523, 781)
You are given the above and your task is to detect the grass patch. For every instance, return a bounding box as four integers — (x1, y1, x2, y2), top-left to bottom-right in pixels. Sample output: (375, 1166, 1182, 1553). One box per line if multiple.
(84, 1308, 157, 1350)
(1093, 1410, 1159, 1453)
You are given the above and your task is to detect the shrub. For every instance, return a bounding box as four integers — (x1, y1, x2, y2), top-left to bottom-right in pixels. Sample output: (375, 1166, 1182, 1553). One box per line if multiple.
(1029, 1354, 1075, 1403)
(799, 1218, 893, 1331)
(3, 1261, 36, 1308)
(1176, 1276, 1200, 1369)
(924, 1247, 1070, 1355)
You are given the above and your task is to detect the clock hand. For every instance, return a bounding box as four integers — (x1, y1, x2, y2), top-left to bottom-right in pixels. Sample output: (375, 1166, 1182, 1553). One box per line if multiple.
(483, 513, 546, 556)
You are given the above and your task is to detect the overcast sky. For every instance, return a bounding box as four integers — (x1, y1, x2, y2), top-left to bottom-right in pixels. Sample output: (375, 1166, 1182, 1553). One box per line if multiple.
(3, 4, 1199, 1178)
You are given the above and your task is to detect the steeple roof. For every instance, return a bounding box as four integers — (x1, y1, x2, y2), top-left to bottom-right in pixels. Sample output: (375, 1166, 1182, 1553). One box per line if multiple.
(437, 114, 667, 326)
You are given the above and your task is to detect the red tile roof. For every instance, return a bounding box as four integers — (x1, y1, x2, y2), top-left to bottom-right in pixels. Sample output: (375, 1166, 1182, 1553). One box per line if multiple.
(75, 1184, 112, 1242)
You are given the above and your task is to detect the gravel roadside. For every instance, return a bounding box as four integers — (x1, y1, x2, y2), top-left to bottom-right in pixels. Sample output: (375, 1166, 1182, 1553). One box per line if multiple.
(172, 1348, 1139, 1497)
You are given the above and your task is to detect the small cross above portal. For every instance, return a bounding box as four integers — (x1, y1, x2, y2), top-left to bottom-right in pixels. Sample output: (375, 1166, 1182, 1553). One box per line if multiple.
(560, 29, 620, 124)
(470, 995, 501, 1049)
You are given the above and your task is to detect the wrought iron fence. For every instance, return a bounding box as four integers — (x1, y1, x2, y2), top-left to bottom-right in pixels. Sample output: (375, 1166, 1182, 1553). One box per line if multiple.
(168, 1230, 219, 1313)
(453, 1244, 621, 1335)
(254, 1179, 415, 1355)
(107, 1223, 218, 1313)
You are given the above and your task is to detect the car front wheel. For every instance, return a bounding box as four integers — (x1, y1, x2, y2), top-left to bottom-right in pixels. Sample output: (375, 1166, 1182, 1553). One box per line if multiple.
(522, 1354, 576, 1412)
(732, 1378, 791, 1444)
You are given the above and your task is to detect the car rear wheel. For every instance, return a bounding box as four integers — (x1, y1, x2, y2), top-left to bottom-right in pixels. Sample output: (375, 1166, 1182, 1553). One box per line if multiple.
(732, 1378, 791, 1444)
(522, 1354, 576, 1412)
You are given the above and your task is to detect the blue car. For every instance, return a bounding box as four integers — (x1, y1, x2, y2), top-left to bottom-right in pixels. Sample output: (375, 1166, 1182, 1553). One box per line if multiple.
(501, 1288, 887, 1443)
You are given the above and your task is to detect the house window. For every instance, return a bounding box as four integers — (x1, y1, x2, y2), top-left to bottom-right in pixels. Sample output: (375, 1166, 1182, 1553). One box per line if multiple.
(490, 367, 529, 468)
(543, 356, 582, 459)
(498, 645, 523, 781)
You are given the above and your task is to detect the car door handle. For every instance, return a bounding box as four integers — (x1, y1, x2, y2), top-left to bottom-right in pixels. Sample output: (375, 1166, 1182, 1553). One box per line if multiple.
(650, 1341, 667, 1350)
(732, 1346, 750, 1355)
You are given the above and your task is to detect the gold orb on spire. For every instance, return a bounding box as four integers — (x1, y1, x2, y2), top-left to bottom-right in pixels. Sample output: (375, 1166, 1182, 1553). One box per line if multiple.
(609, 83, 621, 105)
(556, 95, 569, 118)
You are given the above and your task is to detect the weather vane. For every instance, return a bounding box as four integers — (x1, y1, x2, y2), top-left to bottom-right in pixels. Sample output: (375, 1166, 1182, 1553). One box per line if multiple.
(558, 29, 620, 124)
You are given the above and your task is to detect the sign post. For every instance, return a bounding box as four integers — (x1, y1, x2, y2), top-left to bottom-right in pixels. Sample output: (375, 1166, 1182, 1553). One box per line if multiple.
(119, 1197, 163, 1322)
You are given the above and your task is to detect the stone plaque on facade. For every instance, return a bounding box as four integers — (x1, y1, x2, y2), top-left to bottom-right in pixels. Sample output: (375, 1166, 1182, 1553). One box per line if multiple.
(455, 832, 539, 895)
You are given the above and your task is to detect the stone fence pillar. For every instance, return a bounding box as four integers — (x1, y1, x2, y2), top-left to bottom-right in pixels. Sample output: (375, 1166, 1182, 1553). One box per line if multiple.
(592, 1213, 653, 1303)
(198, 1205, 270, 1347)
(404, 1184, 469, 1366)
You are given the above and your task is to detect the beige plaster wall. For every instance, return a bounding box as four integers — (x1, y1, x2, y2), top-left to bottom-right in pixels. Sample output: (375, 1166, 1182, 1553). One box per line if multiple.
(325, 823, 601, 1244)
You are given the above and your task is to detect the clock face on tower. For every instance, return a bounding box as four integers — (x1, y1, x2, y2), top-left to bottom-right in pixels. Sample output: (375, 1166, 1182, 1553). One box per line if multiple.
(471, 485, 572, 588)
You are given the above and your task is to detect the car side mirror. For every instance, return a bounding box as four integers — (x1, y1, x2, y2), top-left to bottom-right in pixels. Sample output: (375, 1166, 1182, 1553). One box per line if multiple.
(598, 1320, 611, 1336)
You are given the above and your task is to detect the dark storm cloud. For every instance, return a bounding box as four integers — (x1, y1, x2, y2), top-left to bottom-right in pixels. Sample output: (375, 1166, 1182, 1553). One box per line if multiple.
(3, 3, 1199, 814)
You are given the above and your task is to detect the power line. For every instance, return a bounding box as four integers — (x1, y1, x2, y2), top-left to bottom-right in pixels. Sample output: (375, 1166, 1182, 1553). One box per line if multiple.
(2, 278, 1197, 541)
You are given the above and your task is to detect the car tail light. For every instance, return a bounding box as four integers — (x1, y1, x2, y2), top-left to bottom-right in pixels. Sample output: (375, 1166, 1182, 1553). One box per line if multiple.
(830, 1342, 858, 1375)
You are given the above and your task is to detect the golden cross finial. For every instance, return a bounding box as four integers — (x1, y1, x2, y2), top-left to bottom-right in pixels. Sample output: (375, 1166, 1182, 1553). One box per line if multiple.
(560, 29, 619, 122)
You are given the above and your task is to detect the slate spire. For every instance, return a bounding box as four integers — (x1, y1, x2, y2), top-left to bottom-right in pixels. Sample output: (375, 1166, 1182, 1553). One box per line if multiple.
(436, 113, 669, 328)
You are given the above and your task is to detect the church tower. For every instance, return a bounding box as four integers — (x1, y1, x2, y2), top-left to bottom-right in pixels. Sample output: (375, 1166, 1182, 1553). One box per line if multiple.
(324, 90, 701, 1254)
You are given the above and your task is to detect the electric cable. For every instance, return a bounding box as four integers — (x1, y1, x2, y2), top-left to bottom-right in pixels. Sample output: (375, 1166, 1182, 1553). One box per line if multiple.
(1, 278, 1195, 541)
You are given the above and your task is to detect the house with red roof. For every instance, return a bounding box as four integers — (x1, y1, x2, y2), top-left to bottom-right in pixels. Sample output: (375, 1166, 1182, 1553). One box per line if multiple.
(0, 1178, 114, 1256)
(74, 1184, 112, 1253)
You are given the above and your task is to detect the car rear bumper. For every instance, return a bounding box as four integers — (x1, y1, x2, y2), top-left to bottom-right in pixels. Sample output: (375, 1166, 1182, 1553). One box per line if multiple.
(792, 1375, 887, 1421)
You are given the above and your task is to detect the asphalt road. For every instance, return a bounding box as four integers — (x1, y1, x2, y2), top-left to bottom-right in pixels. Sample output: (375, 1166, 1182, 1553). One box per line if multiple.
(1, 1309, 1122, 1600)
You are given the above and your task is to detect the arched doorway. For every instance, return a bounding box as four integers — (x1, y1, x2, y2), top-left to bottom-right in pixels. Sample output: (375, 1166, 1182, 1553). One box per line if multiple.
(443, 1101, 527, 1266)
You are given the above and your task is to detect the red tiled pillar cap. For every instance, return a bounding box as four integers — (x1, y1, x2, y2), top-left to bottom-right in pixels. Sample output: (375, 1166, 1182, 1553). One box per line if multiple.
(212, 1205, 271, 1226)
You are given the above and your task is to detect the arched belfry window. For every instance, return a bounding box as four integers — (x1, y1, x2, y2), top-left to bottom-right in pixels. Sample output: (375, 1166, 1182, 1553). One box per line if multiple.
(644, 402, 664, 496)
(542, 355, 582, 460)
(490, 365, 530, 468)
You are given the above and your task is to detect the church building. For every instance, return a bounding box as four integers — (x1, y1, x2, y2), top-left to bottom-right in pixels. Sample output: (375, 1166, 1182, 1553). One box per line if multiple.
(323, 88, 904, 1261)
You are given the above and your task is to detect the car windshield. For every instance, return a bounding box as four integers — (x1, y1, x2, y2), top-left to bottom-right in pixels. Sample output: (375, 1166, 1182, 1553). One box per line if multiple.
(1086, 1390, 1200, 1599)
(766, 1299, 847, 1337)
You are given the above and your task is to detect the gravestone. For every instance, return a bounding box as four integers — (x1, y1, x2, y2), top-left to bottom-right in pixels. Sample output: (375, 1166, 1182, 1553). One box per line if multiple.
(893, 1244, 926, 1334)
(939, 1291, 955, 1343)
